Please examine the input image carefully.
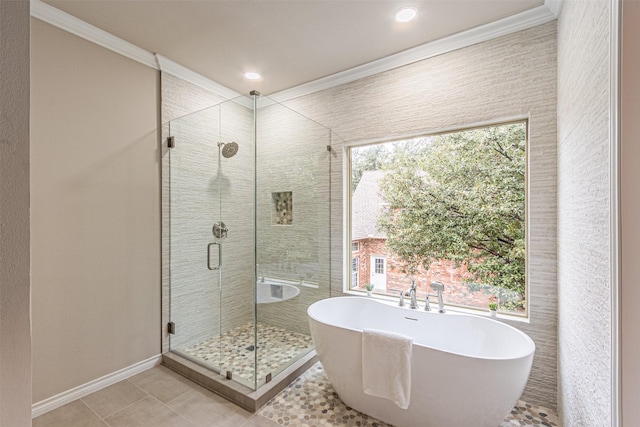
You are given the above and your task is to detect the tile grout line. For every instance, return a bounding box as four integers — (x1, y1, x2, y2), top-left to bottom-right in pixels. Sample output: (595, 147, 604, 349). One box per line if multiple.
(164, 386, 197, 406)
(100, 395, 197, 427)
(75, 399, 110, 426)
(89, 379, 151, 424)
(159, 397, 199, 427)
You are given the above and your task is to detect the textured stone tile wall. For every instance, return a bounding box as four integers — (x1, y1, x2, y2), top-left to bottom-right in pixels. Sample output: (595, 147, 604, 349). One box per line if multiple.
(255, 100, 333, 335)
(282, 23, 558, 409)
(557, 1, 612, 425)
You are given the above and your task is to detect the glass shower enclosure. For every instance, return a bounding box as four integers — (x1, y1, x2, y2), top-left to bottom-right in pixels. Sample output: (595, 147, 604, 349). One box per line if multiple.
(166, 92, 336, 392)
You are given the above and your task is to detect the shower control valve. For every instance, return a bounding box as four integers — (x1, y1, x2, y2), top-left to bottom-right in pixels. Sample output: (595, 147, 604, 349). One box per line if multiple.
(212, 221, 228, 238)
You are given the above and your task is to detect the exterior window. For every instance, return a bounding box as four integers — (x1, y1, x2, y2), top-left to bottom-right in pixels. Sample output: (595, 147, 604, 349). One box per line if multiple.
(374, 258, 384, 274)
(348, 121, 527, 315)
(351, 257, 359, 287)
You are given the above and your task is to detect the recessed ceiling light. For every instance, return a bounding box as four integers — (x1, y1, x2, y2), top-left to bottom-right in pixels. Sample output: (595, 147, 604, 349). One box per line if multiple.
(244, 72, 261, 80)
(395, 6, 418, 23)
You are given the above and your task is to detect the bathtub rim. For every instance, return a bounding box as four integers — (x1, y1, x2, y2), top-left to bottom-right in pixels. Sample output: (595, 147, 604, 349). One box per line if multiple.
(308, 296, 535, 362)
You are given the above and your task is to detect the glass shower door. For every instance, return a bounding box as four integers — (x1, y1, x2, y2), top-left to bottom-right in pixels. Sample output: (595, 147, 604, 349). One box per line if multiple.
(213, 96, 257, 389)
(168, 95, 258, 390)
(168, 103, 225, 376)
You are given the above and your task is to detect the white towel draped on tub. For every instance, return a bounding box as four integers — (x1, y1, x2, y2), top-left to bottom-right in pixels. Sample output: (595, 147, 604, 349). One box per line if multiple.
(362, 329, 413, 409)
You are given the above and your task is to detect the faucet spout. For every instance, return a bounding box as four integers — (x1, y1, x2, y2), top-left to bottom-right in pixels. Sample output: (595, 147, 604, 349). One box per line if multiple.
(408, 279, 418, 309)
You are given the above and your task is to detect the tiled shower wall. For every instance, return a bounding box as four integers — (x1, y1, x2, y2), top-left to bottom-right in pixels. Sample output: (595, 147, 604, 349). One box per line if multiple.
(282, 22, 558, 409)
(255, 101, 335, 335)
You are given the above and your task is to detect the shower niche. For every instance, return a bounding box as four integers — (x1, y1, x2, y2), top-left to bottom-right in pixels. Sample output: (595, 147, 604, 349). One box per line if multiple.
(272, 191, 293, 225)
(163, 92, 339, 410)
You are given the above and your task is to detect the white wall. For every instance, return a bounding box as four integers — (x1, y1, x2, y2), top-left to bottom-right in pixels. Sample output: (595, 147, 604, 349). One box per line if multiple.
(557, 0, 612, 424)
(0, 0, 32, 425)
(30, 19, 161, 402)
(284, 22, 559, 408)
(621, 0, 640, 424)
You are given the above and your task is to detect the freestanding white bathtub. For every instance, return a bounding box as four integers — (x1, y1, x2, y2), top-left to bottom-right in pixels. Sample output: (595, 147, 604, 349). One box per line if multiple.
(308, 296, 535, 427)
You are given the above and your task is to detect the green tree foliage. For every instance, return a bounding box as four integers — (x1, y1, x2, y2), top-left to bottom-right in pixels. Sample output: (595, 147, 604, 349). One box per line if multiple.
(351, 144, 390, 193)
(351, 138, 432, 193)
(376, 123, 526, 298)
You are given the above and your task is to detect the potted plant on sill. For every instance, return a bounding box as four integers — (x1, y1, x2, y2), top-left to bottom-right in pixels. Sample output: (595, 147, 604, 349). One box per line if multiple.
(364, 283, 374, 297)
(488, 302, 498, 317)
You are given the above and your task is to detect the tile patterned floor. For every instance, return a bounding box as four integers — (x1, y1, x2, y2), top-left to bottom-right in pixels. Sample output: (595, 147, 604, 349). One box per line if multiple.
(33, 365, 279, 427)
(34, 362, 560, 427)
(183, 322, 313, 384)
(258, 363, 561, 427)
(501, 401, 560, 427)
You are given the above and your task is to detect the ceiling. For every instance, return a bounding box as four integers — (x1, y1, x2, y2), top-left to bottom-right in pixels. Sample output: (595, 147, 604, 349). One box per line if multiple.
(42, 0, 546, 96)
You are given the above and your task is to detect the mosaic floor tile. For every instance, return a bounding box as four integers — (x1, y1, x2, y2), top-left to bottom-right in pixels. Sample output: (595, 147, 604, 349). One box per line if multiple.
(258, 362, 560, 427)
(184, 322, 313, 384)
(499, 401, 560, 427)
(259, 364, 391, 427)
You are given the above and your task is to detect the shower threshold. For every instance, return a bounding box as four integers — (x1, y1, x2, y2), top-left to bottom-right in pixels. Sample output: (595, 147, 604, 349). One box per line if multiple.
(162, 349, 317, 412)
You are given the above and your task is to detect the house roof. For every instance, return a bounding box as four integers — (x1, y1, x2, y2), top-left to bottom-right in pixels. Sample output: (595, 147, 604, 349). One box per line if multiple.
(352, 170, 387, 241)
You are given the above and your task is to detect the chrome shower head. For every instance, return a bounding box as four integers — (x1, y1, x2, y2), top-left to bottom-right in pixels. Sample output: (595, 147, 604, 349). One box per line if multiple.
(218, 141, 239, 158)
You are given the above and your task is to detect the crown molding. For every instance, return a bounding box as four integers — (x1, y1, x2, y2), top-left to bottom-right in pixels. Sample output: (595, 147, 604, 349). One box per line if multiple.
(544, 0, 564, 18)
(31, 0, 559, 105)
(30, 0, 243, 102)
(30, 0, 157, 69)
(269, 4, 557, 102)
(155, 54, 245, 103)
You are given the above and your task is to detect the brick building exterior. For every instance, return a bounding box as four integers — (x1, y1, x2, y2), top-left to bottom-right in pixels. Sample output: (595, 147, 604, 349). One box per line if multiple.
(351, 170, 497, 309)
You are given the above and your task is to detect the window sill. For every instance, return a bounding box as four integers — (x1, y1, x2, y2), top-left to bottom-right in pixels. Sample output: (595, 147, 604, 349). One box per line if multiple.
(343, 289, 530, 324)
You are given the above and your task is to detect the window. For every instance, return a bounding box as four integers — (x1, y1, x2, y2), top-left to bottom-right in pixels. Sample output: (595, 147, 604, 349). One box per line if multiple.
(348, 121, 527, 315)
(351, 257, 359, 287)
(374, 258, 384, 274)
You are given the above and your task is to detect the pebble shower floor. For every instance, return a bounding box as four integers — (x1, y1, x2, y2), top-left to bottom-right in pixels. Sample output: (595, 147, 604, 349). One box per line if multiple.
(184, 322, 314, 384)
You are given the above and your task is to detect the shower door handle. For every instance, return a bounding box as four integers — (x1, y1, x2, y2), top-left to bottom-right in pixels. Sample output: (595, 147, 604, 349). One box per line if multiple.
(207, 242, 222, 270)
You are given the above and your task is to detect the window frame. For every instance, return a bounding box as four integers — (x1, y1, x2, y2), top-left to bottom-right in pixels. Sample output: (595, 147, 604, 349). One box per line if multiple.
(344, 119, 529, 318)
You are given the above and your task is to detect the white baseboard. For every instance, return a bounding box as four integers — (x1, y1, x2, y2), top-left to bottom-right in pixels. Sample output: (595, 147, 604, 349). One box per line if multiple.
(32, 354, 162, 419)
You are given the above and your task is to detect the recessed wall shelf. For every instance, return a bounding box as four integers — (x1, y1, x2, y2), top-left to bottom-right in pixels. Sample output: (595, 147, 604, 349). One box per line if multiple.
(272, 192, 293, 225)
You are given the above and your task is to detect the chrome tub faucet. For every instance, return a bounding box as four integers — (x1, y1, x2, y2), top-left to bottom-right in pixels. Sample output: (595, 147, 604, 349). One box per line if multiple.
(408, 279, 418, 309)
